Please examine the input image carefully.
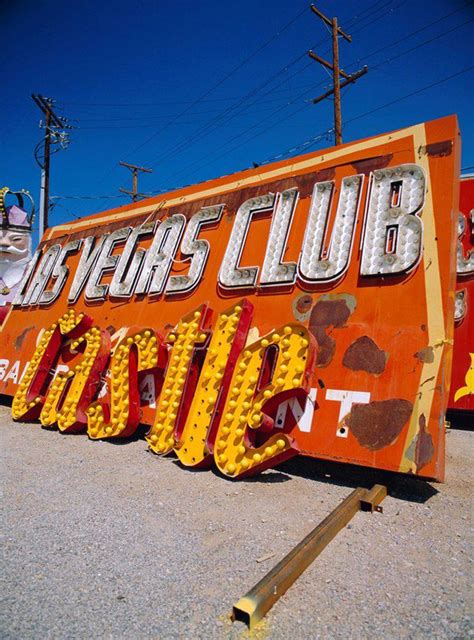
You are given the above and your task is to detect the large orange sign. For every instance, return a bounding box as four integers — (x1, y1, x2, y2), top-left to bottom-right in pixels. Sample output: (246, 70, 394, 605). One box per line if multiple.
(0, 116, 460, 480)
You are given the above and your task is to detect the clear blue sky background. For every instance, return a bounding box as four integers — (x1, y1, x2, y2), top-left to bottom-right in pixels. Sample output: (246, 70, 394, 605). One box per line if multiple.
(2, 0, 473, 245)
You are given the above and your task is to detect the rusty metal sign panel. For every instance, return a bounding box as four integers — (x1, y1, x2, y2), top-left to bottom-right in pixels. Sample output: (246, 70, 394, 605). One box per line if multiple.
(0, 115, 460, 481)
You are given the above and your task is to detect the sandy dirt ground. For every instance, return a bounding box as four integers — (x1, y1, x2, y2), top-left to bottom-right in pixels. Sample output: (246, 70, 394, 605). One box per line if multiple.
(1, 402, 472, 639)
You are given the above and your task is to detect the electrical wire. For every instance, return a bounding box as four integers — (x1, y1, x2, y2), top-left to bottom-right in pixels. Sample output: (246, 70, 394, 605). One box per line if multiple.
(121, 4, 310, 159)
(90, 0, 408, 193)
(140, 0, 414, 169)
(92, 4, 315, 187)
(112, 1, 401, 166)
(355, 1, 472, 64)
(50, 194, 128, 200)
(265, 64, 474, 161)
(76, 102, 301, 129)
(51, 60, 473, 211)
(162, 14, 474, 182)
(68, 1, 471, 130)
(68, 99, 302, 122)
(58, 1, 471, 213)
(370, 17, 474, 71)
(165, 63, 474, 187)
(344, 64, 474, 127)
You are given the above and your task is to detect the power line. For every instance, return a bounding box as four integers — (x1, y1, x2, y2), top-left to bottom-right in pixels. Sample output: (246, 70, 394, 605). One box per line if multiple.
(92, 4, 315, 188)
(76, 13, 472, 135)
(65, 2, 468, 123)
(67, 100, 299, 121)
(122, 4, 309, 160)
(50, 2, 398, 118)
(73, 101, 302, 129)
(338, 0, 396, 27)
(356, 1, 471, 64)
(61, 1, 468, 216)
(89, 0, 408, 193)
(140, 0, 410, 170)
(167, 63, 474, 187)
(349, 0, 409, 37)
(51, 194, 127, 200)
(55, 83, 314, 109)
(58, 97, 291, 107)
(255, 128, 335, 165)
(272, 65, 474, 161)
(50, 63, 473, 215)
(370, 16, 474, 70)
(164, 12, 474, 182)
(143, 58, 313, 168)
(107, 1, 397, 169)
(49, 200, 84, 221)
(344, 64, 474, 127)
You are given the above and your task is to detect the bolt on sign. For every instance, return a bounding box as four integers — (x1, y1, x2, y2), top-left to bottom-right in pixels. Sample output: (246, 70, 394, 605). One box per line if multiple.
(0, 115, 460, 481)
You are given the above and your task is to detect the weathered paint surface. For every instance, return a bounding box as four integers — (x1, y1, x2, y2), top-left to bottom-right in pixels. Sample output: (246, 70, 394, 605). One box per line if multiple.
(345, 398, 414, 451)
(0, 116, 461, 480)
(308, 294, 356, 367)
(343, 336, 387, 375)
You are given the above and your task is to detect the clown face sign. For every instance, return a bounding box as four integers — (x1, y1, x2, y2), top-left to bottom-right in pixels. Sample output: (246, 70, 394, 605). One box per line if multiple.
(0, 188, 34, 321)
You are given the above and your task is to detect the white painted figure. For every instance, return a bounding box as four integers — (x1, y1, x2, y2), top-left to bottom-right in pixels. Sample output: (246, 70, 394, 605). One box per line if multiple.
(0, 188, 34, 322)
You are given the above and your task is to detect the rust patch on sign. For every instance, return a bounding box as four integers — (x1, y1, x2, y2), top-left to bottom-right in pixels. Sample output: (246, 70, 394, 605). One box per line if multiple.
(346, 398, 413, 451)
(414, 346, 434, 363)
(343, 336, 387, 375)
(312, 167, 336, 185)
(166, 171, 328, 221)
(55, 213, 154, 242)
(415, 414, 435, 470)
(420, 140, 452, 158)
(351, 154, 392, 175)
(292, 293, 313, 322)
(308, 293, 356, 367)
(406, 414, 435, 468)
(14, 326, 34, 351)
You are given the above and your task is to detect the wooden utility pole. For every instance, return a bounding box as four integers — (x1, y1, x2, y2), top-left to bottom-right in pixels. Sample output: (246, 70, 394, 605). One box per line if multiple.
(32, 94, 67, 236)
(119, 161, 153, 202)
(331, 17, 343, 145)
(309, 5, 368, 146)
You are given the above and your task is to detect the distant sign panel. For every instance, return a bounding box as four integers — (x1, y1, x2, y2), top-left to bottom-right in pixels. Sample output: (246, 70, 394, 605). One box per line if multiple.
(449, 174, 474, 413)
(0, 116, 460, 480)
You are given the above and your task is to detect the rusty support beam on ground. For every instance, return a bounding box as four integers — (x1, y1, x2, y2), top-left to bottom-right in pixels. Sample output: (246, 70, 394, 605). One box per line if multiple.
(231, 484, 387, 630)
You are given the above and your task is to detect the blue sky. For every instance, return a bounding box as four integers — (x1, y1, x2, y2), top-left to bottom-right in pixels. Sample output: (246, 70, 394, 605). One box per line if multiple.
(2, 0, 473, 244)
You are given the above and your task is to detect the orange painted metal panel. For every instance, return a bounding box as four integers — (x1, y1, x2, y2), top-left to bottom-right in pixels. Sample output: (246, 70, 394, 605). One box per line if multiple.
(0, 116, 460, 480)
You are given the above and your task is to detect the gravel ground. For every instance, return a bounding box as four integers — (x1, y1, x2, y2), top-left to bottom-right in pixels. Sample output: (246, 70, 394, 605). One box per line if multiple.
(1, 402, 472, 640)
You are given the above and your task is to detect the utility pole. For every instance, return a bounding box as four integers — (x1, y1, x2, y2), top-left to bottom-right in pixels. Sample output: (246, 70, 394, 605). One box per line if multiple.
(32, 94, 72, 237)
(308, 5, 368, 146)
(119, 162, 153, 202)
